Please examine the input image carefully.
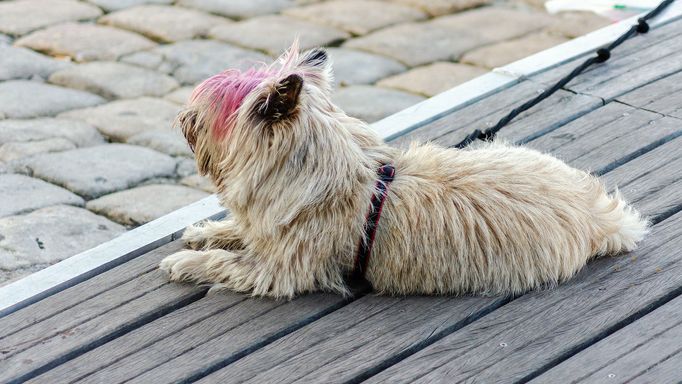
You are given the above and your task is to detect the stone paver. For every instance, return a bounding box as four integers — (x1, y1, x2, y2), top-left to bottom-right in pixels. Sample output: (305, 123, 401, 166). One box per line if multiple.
(180, 174, 216, 193)
(164, 86, 194, 105)
(0, 139, 76, 163)
(333, 85, 425, 123)
(86, 0, 173, 12)
(388, 0, 491, 16)
(344, 21, 486, 67)
(48, 61, 179, 99)
(0, 205, 125, 272)
(0, 174, 84, 217)
(87, 184, 209, 226)
(547, 11, 612, 38)
(127, 130, 193, 157)
(210, 15, 350, 56)
(99, 5, 231, 43)
(0, 80, 104, 119)
(17, 144, 177, 199)
(0, 118, 104, 148)
(0, 45, 71, 81)
(461, 32, 569, 69)
(284, 0, 427, 35)
(15, 22, 156, 62)
(378, 62, 487, 96)
(176, 157, 198, 177)
(0, 0, 102, 36)
(347, 7, 554, 67)
(59, 97, 180, 142)
(177, 0, 296, 19)
(327, 48, 406, 87)
(431, 7, 553, 43)
(139, 40, 271, 85)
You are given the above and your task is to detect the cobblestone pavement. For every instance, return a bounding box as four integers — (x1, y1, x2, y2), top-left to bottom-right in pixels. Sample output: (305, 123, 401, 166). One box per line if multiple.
(0, 0, 611, 285)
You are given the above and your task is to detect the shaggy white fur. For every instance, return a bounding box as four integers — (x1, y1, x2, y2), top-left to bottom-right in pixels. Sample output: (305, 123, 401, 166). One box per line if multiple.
(160, 43, 649, 298)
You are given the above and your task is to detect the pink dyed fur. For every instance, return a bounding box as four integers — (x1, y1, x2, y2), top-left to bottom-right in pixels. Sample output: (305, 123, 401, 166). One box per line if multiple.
(192, 68, 272, 138)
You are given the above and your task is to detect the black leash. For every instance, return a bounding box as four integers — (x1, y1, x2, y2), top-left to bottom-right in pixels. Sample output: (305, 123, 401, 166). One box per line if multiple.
(454, 0, 676, 149)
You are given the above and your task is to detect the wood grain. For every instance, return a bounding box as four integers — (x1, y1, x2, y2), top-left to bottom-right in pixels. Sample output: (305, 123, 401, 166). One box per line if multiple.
(617, 69, 682, 119)
(126, 293, 349, 384)
(364, 212, 682, 384)
(628, 350, 682, 384)
(526, 106, 680, 175)
(196, 295, 504, 384)
(27, 293, 247, 383)
(0, 242, 205, 384)
(0, 240, 183, 341)
(530, 295, 682, 384)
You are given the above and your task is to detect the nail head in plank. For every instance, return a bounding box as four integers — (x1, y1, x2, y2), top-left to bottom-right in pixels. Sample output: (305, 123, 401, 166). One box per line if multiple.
(530, 295, 682, 384)
(364, 212, 682, 384)
(617, 69, 682, 119)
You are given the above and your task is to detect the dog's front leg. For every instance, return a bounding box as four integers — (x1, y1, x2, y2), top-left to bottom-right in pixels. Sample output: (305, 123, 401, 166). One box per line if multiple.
(160, 248, 254, 289)
(181, 219, 244, 250)
(161, 249, 298, 298)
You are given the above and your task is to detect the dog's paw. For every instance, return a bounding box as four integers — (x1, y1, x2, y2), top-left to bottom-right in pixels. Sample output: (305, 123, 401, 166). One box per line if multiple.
(181, 222, 209, 250)
(159, 250, 202, 281)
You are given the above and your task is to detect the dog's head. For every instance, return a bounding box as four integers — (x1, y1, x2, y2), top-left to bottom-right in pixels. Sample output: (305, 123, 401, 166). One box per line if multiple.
(177, 41, 335, 177)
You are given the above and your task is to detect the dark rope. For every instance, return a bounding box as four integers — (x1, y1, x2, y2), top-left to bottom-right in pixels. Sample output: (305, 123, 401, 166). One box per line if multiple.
(454, 0, 676, 149)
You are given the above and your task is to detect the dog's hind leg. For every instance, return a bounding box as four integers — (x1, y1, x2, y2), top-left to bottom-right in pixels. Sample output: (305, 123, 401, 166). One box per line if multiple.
(181, 219, 244, 250)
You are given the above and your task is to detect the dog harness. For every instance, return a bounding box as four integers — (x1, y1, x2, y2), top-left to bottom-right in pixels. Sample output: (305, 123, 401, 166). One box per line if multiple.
(352, 164, 396, 281)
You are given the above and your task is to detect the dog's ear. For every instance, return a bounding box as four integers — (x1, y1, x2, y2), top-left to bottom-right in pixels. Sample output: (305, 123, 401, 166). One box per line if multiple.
(259, 74, 303, 121)
(177, 109, 199, 152)
(302, 48, 328, 67)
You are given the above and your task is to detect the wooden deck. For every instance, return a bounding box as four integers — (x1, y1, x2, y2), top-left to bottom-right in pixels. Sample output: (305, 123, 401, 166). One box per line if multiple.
(1, 16, 681, 384)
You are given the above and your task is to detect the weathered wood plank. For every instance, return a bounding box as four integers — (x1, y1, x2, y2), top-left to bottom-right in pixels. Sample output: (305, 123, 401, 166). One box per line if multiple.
(531, 20, 682, 101)
(617, 69, 682, 119)
(364, 212, 682, 384)
(124, 293, 349, 384)
(530, 295, 682, 384)
(0, 240, 182, 340)
(603, 136, 682, 221)
(526, 105, 680, 174)
(391, 80, 601, 148)
(0, 243, 206, 383)
(195, 295, 504, 384)
(27, 293, 247, 383)
(628, 350, 682, 384)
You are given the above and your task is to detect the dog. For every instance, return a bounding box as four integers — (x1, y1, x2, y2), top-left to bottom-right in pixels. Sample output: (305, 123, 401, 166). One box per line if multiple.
(160, 42, 648, 299)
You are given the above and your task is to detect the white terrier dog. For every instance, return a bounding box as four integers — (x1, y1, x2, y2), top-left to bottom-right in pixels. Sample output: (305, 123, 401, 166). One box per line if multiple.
(160, 43, 648, 298)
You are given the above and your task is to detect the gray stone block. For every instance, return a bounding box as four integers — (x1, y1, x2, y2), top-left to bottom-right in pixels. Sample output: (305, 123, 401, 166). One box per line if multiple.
(0, 80, 104, 119)
(17, 144, 177, 199)
(0, 174, 84, 217)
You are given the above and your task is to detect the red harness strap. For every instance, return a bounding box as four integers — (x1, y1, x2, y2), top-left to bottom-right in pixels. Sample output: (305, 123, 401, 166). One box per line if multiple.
(352, 164, 396, 281)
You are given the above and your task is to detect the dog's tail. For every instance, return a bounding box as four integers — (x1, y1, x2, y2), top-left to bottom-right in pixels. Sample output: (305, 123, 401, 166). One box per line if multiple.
(594, 189, 649, 256)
